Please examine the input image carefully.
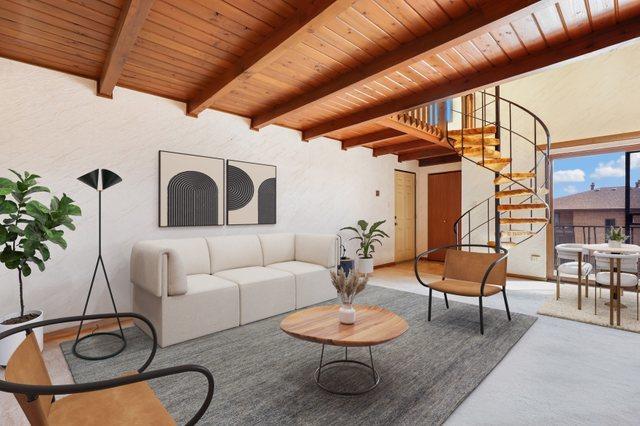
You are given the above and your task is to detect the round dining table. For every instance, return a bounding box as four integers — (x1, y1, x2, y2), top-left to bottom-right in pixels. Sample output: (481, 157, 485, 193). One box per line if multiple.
(582, 243, 640, 325)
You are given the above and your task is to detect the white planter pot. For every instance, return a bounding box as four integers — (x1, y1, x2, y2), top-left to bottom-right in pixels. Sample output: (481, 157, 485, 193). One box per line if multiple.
(357, 257, 374, 274)
(0, 310, 44, 366)
(608, 240, 622, 248)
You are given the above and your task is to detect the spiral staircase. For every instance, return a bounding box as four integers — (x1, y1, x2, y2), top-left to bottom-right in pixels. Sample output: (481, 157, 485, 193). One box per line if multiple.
(403, 87, 551, 252)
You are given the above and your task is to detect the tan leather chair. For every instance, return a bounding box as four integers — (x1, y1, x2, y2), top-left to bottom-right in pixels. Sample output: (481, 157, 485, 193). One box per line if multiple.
(415, 244, 509, 334)
(0, 313, 214, 426)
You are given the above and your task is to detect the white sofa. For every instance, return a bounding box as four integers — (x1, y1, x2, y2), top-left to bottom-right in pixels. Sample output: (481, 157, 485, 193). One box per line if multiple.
(130, 233, 338, 347)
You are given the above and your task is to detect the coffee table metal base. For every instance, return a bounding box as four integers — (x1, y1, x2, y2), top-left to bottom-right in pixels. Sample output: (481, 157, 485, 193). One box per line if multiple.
(314, 345, 380, 396)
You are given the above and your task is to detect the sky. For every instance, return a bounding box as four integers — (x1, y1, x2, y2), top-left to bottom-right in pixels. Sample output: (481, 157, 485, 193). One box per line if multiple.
(553, 152, 640, 199)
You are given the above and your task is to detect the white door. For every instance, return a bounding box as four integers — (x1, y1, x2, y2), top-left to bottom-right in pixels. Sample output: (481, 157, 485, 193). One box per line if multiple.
(395, 171, 416, 262)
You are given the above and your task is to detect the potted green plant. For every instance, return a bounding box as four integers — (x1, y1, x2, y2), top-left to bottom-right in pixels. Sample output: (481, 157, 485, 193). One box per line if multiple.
(608, 226, 628, 248)
(340, 220, 389, 274)
(0, 171, 81, 365)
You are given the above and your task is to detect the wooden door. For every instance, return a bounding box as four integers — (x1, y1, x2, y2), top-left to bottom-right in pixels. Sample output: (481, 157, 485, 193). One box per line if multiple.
(395, 171, 416, 262)
(428, 171, 462, 261)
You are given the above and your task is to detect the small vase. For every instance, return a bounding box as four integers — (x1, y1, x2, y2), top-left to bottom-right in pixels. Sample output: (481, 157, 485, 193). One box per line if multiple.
(339, 303, 356, 325)
(608, 240, 622, 248)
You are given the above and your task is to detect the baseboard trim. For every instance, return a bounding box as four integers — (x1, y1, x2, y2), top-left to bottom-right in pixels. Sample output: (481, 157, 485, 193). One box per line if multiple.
(374, 261, 396, 269)
(44, 317, 134, 343)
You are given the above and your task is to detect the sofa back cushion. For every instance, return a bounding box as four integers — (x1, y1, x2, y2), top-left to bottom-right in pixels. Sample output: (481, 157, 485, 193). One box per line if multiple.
(259, 233, 295, 265)
(207, 235, 263, 273)
(295, 234, 338, 268)
(156, 238, 210, 276)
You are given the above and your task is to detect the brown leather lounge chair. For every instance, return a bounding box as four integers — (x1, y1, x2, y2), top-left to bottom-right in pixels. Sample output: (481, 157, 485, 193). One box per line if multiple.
(0, 313, 214, 425)
(415, 244, 510, 334)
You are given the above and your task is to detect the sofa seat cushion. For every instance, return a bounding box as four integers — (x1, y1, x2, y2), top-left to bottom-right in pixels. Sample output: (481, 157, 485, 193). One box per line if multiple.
(215, 267, 295, 325)
(267, 261, 336, 309)
(186, 274, 237, 295)
(268, 261, 325, 275)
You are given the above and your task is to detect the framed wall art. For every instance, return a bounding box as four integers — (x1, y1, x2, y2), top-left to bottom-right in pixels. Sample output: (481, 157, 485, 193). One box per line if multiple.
(159, 150, 224, 227)
(226, 160, 276, 225)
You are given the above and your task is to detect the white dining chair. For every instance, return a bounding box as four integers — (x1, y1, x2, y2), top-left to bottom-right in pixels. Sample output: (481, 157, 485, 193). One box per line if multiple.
(593, 251, 640, 325)
(555, 243, 593, 309)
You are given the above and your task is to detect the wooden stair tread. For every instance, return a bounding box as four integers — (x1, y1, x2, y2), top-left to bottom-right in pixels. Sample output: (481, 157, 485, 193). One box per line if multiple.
(494, 172, 536, 184)
(495, 188, 535, 199)
(458, 147, 501, 159)
(448, 125, 496, 136)
(497, 203, 547, 211)
(478, 158, 510, 172)
(488, 240, 516, 249)
(501, 230, 537, 237)
(500, 217, 548, 224)
(453, 137, 500, 148)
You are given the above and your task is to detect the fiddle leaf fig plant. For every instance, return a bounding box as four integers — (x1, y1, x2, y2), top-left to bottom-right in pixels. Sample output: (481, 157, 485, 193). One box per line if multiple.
(340, 220, 390, 259)
(0, 170, 81, 323)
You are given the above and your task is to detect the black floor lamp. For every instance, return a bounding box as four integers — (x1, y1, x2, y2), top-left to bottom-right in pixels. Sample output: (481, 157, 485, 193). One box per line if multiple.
(72, 168, 126, 361)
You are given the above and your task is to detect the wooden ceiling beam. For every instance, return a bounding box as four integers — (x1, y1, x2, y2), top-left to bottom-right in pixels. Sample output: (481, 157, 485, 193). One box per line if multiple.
(341, 129, 405, 149)
(98, 0, 155, 98)
(302, 17, 640, 140)
(418, 155, 462, 167)
(398, 147, 455, 162)
(251, 0, 553, 129)
(187, 0, 355, 117)
(373, 140, 439, 157)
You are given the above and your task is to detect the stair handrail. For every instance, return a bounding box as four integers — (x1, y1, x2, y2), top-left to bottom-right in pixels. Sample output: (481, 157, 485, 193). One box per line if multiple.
(445, 89, 551, 250)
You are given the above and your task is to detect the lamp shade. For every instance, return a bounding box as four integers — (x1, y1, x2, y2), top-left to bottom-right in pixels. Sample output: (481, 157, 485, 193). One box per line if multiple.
(77, 169, 122, 190)
(77, 169, 100, 190)
(101, 169, 122, 190)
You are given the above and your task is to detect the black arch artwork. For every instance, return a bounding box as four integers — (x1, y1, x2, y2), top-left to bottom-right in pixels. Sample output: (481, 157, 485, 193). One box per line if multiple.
(167, 171, 218, 226)
(226, 165, 254, 211)
(258, 177, 276, 224)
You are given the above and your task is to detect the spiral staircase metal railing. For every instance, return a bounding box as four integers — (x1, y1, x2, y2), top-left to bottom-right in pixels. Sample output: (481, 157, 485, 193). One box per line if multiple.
(403, 87, 551, 252)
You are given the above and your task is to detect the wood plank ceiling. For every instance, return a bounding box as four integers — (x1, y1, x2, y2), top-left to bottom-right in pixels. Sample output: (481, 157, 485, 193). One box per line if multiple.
(1, 0, 640, 162)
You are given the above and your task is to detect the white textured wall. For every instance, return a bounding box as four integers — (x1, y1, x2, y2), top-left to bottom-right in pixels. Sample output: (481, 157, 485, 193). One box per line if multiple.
(0, 58, 417, 324)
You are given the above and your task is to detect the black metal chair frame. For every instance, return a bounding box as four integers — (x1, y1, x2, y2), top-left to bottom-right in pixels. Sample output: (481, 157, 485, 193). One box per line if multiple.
(414, 244, 510, 334)
(0, 312, 214, 426)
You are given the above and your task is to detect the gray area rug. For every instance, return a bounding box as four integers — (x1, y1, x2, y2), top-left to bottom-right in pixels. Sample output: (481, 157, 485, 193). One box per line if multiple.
(61, 286, 536, 425)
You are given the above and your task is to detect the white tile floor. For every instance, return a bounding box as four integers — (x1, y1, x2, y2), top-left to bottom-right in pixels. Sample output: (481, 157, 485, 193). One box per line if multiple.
(2, 264, 639, 425)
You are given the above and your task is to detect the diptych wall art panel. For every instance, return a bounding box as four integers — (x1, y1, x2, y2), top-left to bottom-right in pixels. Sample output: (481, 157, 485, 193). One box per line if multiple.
(226, 160, 277, 225)
(159, 151, 224, 227)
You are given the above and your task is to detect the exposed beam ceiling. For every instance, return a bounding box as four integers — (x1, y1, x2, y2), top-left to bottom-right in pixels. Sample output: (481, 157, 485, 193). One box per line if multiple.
(373, 140, 439, 157)
(398, 147, 453, 162)
(341, 129, 404, 149)
(302, 17, 640, 140)
(419, 155, 462, 167)
(187, 0, 355, 117)
(98, 0, 155, 98)
(251, 0, 553, 129)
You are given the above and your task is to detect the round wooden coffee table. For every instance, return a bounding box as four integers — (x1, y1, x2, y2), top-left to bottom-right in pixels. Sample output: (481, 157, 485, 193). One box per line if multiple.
(280, 304, 408, 395)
